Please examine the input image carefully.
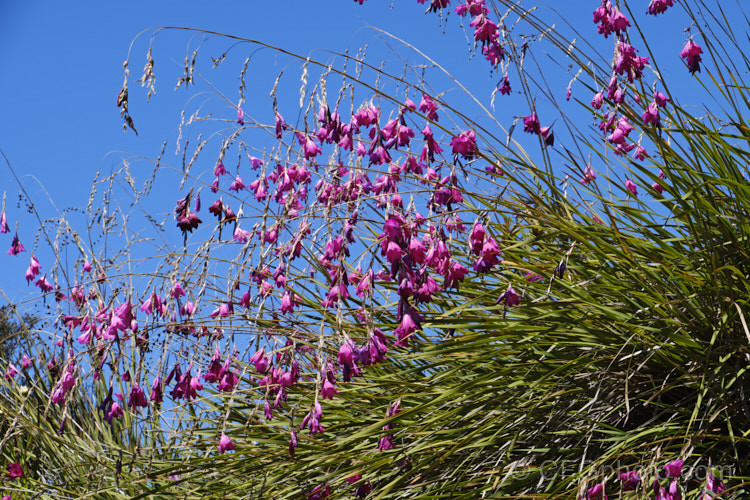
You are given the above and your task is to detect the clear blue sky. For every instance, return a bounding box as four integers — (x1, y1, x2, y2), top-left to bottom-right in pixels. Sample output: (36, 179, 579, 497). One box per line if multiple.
(0, 1, 702, 305)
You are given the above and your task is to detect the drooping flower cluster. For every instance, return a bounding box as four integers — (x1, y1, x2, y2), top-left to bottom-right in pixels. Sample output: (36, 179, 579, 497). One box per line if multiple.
(681, 38, 703, 74)
(579, 458, 729, 500)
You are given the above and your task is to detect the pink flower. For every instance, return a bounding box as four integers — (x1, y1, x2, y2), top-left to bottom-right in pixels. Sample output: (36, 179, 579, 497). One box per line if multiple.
(274, 111, 288, 138)
(394, 312, 420, 346)
(427, 0, 449, 11)
(150, 377, 163, 404)
(634, 146, 649, 161)
(320, 377, 338, 399)
(384, 241, 402, 263)
(654, 91, 670, 108)
(474, 237, 502, 273)
(614, 41, 649, 83)
(279, 291, 297, 314)
(237, 106, 244, 125)
(218, 432, 235, 454)
(233, 227, 252, 243)
(647, 0, 674, 16)
(606, 75, 619, 101)
(625, 179, 638, 196)
(680, 39, 703, 74)
(35, 274, 53, 292)
(288, 428, 298, 456)
(470, 15, 499, 44)
(171, 281, 186, 298)
(338, 340, 354, 366)
(444, 260, 469, 291)
(607, 116, 634, 145)
(454, 0, 487, 16)
(642, 102, 660, 126)
(247, 155, 263, 170)
(581, 166, 597, 185)
(525, 272, 542, 282)
(664, 459, 683, 478)
(419, 94, 439, 121)
(7, 462, 23, 478)
(421, 124, 444, 162)
(300, 401, 325, 434)
(25, 254, 42, 283)
(4, 363, 18, 380)
(619, 470, 640, 491)
(229, 174, 245, 192)
(250, 349, 269, 373)
(496, 284, 520, 307)
(0, 212, 9, 233)
(353, 105, 379, 128)
(593, 1, 629, 38)
(610, 9, 630, 32)
(469, 222, 486, 254)
(450, 130, 478, 159)
(498, 75, 511, 95)
(106, 401, 124, 423)
(522, 113, 541, 135)
(83, 259, 92, 273)
(593, 1, 614, 37)
(128, 384, 149, 408)
(301, 135, 322, 160)
(652, 181, 664, 194)
(702, 471, 726, 498)
(7, 233, 25, 256)
(21, 355, 32, 369)
(483, 42, 504, 65)
(176, 212, 201, 233)
(581, 482, 607, 500)
(179, 300, 195, 317)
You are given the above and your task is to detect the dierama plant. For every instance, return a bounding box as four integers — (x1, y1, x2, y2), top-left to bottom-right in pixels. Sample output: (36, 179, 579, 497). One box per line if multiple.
(1, 0, 748, 498)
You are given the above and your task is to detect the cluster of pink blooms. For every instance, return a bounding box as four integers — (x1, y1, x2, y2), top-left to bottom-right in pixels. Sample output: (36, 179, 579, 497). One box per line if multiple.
(580, 458, 727, 500)
(522, 113, 554, 146)
(452, 0, 514, 95)
(587, 0, 701, 196)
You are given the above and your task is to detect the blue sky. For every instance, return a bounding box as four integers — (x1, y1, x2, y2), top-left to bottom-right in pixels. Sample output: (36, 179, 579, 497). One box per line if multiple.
(0, 1, 707, 306)
(0, 1, 464, 301)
